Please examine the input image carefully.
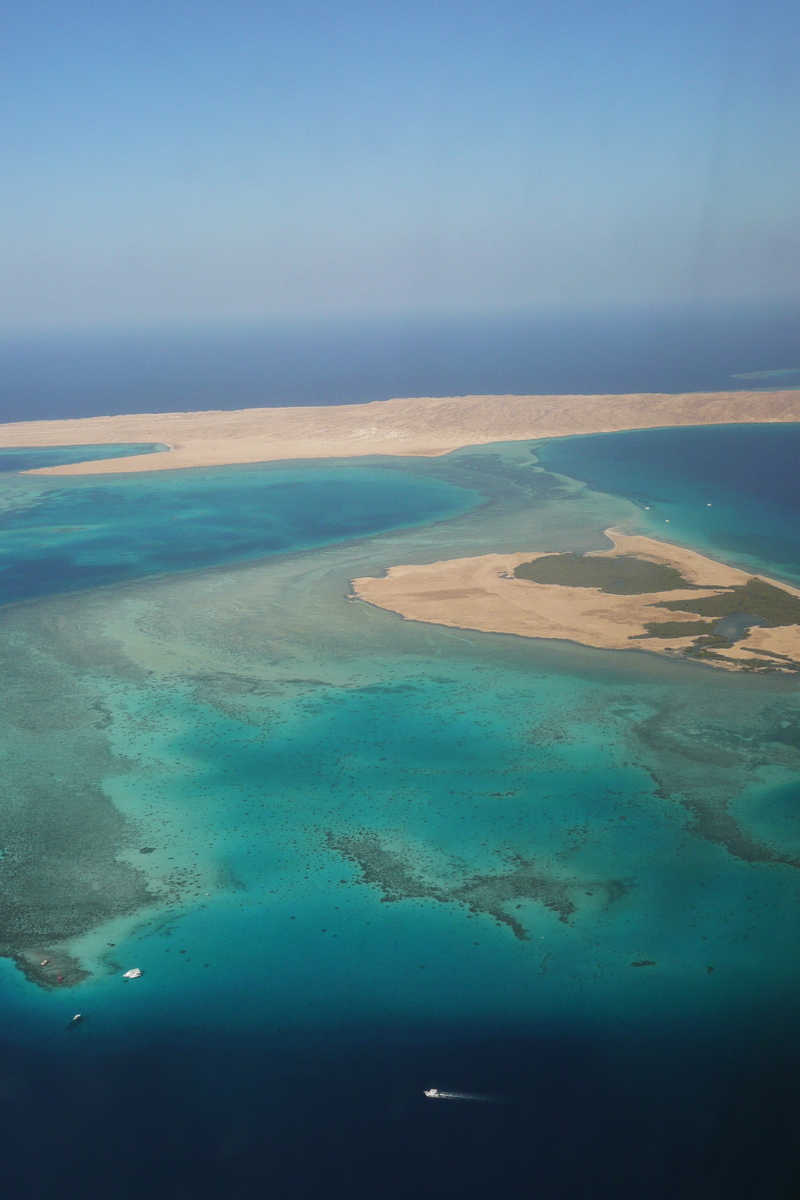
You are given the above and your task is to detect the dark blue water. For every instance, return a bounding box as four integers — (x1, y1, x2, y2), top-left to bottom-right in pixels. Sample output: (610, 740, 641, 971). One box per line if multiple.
(537, 422, 800, 582)
(0, 444, 166, 472)
(4, 1031, 798, 1200)
(2, 304, 798, 421)
(3, 425, 800, 1200)
(0, 463, 477, 606)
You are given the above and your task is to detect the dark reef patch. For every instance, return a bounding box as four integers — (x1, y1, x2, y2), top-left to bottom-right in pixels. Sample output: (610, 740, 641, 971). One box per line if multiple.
(12, 948, 90, 989)
(0, 604, 156, 987)
(632, 708, 800, 869)
(326, 830, 630, 939)
(765, 713, 800, 751)
(677, 796, 800, 866)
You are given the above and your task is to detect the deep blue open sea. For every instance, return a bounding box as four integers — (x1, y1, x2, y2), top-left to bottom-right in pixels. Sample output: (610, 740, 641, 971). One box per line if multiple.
(538, 422, 800, 584)
(2, 305, 799, 420)
(1, 420, 800, 1199)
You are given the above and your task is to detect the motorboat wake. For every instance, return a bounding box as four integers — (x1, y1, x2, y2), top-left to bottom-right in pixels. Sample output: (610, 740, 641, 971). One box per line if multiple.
(423, 1088, 498, 1102)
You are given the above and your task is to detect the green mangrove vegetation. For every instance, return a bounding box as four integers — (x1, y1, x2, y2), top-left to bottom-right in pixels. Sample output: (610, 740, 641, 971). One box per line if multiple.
(633, 620, 716, 640)
(513, 553, 693, 594)
(655, 577, 800, 626)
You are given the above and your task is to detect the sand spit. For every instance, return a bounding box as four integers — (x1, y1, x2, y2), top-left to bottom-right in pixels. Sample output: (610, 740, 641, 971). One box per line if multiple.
(1, 389, 799, 475)
(352, 531, 800, 672)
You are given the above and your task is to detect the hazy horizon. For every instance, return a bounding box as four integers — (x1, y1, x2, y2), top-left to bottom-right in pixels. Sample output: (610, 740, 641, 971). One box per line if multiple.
(2, 1, 798, 335)
(2, 302, 799, 422)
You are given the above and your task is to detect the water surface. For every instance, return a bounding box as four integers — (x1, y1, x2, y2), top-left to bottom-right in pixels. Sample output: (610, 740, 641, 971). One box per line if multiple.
(537, 422, 800, 583)
(1, 428, 799, 1199)
(0, 462, 477, 605)
(2, 303, 798, 419)
(0, 443, 166, 472)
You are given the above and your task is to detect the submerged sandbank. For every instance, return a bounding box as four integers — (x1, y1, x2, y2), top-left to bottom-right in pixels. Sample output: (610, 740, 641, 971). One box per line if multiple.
(352, 531, 800, 672)
(0, 389, 798, 475)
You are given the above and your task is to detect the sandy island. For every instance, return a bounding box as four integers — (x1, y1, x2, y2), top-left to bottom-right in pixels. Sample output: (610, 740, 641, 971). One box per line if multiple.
(1, 388, 799, 475)
(352, 531, 800, 672)
(6, 389, 800, 666)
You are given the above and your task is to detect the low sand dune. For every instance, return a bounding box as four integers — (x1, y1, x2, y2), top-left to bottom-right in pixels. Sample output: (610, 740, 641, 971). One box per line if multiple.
(1, 389, 799, 475)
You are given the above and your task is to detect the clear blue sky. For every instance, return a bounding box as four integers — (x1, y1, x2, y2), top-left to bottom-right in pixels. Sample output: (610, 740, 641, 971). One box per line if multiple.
(1, 0, 798, 332)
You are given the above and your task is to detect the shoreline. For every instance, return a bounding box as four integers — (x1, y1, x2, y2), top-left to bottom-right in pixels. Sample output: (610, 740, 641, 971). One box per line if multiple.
(0, 389, 798, 475)
(352, 530, 800, 673)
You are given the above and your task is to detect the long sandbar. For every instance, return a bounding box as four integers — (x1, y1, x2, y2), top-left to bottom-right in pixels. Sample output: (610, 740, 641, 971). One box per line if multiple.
(1, 389, 799, 475)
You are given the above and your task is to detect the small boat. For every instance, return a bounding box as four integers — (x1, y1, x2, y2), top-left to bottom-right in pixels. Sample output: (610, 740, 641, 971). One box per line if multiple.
(40, 959, 49, 966)
(122, 968, 143, 979)
(423, 1087, 495, 1102)
(68, 1014, 82, 1028)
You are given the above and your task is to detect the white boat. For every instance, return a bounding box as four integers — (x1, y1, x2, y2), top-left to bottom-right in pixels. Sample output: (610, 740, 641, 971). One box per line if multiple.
(424, 1088, 441, 1098)
(122, 968, 143, 979)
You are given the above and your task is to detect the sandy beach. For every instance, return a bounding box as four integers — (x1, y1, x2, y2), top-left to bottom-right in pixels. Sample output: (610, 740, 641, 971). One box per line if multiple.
(1, 388, 799, 475)
(352, 531, 800, 672)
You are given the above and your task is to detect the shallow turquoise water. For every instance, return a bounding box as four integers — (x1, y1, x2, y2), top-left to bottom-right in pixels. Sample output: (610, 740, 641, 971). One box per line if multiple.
(0, 443, 166, 472)
(0, 461, 477, 605)
(1, 428, 800, 1198)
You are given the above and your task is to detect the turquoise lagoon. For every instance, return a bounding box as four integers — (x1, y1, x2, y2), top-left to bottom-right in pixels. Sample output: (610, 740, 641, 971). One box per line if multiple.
(0, 442, 168, 472)
(1, 430, 800, 1199)
(0, 460, 477, 604)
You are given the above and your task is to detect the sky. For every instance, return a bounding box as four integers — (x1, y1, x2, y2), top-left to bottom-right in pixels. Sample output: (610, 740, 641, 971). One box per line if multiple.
(1, 0, 798, 333)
